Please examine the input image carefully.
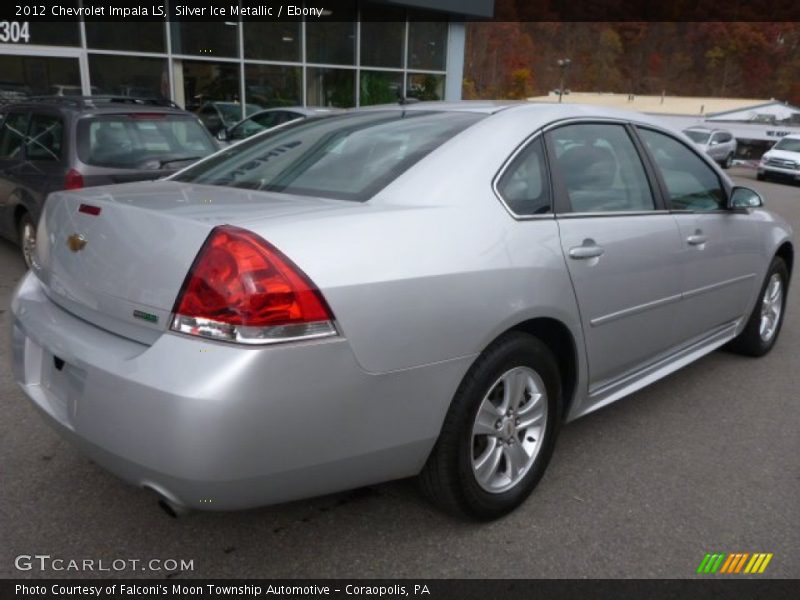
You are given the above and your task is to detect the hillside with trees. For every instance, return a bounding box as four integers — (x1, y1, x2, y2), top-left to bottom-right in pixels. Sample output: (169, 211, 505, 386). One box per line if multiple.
(464, 19, 800, 105)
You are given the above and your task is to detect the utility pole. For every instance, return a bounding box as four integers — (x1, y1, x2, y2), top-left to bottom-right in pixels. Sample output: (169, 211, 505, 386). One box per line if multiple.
(557, 58, 571, 103)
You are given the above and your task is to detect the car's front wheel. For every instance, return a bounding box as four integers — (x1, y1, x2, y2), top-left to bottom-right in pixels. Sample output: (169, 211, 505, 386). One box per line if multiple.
(17, 212, 36, 270)
(420, 332, 561, 520)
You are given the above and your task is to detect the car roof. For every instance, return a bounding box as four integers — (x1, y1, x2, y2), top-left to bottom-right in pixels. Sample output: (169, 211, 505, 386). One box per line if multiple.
(0, 96, 188, 115)
(352, 101, 689, 131)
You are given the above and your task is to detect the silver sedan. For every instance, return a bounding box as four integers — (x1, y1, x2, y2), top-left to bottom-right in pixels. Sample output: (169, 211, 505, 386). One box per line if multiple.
(10, 102, 793, 520)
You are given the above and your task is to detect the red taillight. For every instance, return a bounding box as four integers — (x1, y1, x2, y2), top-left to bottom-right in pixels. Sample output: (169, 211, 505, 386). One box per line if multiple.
(64, 169, 84, 190)
(170, 225, 336, 344)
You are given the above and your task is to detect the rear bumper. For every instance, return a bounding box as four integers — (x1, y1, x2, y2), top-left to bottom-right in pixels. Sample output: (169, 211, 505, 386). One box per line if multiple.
(10, 272, 469, 510)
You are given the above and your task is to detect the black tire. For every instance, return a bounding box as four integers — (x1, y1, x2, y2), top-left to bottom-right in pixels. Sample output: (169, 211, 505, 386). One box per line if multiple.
(727, 257, 789, 357)
(756, 172, 766, 181)
(17, 211, 36, 269)
(420, 332, 562, 520)
(722, 153, 733, 169)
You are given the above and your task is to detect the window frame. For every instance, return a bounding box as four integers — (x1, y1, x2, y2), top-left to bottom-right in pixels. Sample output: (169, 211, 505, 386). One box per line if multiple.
(540, 118, 669, 217)
(633, 124, 732, 214)
(491, 131, 555, 220)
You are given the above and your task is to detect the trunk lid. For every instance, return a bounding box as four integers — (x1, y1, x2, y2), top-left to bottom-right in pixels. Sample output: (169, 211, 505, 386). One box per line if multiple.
(34, 180, 349, 344)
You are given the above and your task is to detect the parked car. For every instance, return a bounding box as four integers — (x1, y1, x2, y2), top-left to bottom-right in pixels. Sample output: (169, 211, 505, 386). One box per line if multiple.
(196, 101, 262, 136)
(50, 85, 101, 97)
(757, 134, 800, 183)
(683, 126, 737, 168)
(216, 106, 340, 144)
(10, 103, 793, 520)
(0, 96, 218, 267)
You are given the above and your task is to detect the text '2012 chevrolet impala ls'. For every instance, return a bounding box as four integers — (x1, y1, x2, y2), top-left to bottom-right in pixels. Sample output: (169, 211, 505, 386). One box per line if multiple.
(10, 102, 793, 520)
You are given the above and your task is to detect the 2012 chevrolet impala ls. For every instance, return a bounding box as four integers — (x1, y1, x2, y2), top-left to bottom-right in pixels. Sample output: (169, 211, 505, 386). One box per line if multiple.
(10, 102, 793, 519)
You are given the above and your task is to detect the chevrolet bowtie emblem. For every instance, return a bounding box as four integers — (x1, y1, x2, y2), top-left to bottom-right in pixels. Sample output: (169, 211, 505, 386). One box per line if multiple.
(67, 233, 87, 252)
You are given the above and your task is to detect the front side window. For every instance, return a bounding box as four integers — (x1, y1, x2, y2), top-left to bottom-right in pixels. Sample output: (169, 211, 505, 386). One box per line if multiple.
(0, 112, 29, 160)
(26, 114, 63, 161)
(77, 115, 216, 169)
(548, 123, 655, 213)
(173, 111, 484, 202)
(496, 136, 551, 216)
(638, 128, 726, 211)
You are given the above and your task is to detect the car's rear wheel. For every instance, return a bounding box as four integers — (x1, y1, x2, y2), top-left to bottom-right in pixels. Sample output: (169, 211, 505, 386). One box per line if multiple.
(722, 153, 734, 169)
(727, 256, 789, 356)
(756, 172, 766, 181)
(17, 212, 36, 270)
(420, 332, 561, 520)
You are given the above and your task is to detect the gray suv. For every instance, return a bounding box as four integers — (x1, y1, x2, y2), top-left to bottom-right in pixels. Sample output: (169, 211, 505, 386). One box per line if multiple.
(0, 96, 218, 267)
(683, 127, 738, 169)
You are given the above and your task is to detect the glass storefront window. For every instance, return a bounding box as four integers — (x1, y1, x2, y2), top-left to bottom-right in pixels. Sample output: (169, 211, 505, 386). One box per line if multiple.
(360, 5, 405, 68)
(306, 68, 355, 108)
(85, 22, 165, 53)
(24, 21, 80, 46)
(171, 22, 239, 58)
(89, 55, 169, 99)
(243, 22, 301, 62)
(245, 64, 302, 108)
(0, 56, 80, 99)
(406, 73, 445, 101)
(408, 20, 447, 71)
(179, 60, 241, 113)
(359, 71, 403, 106)
(306, 3, 356, 65)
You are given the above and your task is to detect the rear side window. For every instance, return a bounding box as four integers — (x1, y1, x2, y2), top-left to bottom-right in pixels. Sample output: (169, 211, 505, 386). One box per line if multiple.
(26, 114, 64, 161)
(548, 123, 655, 213)
(0, 112, 29, 160)
(496, 136, 551, 216)
(76, 115, 216, 169)
(684, 130, 710, 144)
(173, 110, 484, 201)
(638, 128, 726, 211)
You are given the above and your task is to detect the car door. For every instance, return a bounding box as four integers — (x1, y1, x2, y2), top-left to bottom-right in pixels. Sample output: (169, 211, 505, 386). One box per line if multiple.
(546, 122, 685, 389)
(635, 127, 762, 344)
(707, 132, 726, 161)
(0, 110, 30, 239)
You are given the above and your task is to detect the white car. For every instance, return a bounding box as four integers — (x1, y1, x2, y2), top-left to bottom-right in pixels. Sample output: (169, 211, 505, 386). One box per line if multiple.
(758, 134, 800, 183)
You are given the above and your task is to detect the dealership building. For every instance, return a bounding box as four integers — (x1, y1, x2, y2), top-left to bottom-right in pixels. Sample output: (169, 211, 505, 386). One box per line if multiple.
(0, 1, 494, 116)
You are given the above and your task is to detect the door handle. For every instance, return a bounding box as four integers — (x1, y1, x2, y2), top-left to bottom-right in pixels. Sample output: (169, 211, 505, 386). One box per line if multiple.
(568, 242, 605, 260)
(687, 234, 707, 246)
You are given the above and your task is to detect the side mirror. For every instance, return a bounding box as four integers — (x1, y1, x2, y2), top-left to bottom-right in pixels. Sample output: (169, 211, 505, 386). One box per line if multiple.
(709, 140, 720, 146)
(216, 128, 228, 142)
(730, 186, 763, 209)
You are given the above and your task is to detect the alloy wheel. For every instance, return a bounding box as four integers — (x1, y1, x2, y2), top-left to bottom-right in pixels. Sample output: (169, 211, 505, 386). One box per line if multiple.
(471, 366, 548, 494)
(21, 219, 37, 269)
(759, 273, 783, 342)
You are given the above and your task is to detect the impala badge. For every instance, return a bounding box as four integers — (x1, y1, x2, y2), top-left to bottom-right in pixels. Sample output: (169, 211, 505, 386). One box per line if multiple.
(67, 234, 87, 252)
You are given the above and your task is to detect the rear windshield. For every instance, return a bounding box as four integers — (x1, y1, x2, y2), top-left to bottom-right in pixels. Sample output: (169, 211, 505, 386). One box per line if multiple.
(772, 138, 800, 153)
(77, 114, 217, 169)
(172, 110, 484, 201)
(683, 130, 710, 144)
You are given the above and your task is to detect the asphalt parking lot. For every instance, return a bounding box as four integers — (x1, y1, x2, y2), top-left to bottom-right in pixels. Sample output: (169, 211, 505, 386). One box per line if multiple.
(1, 167, 798, 579)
